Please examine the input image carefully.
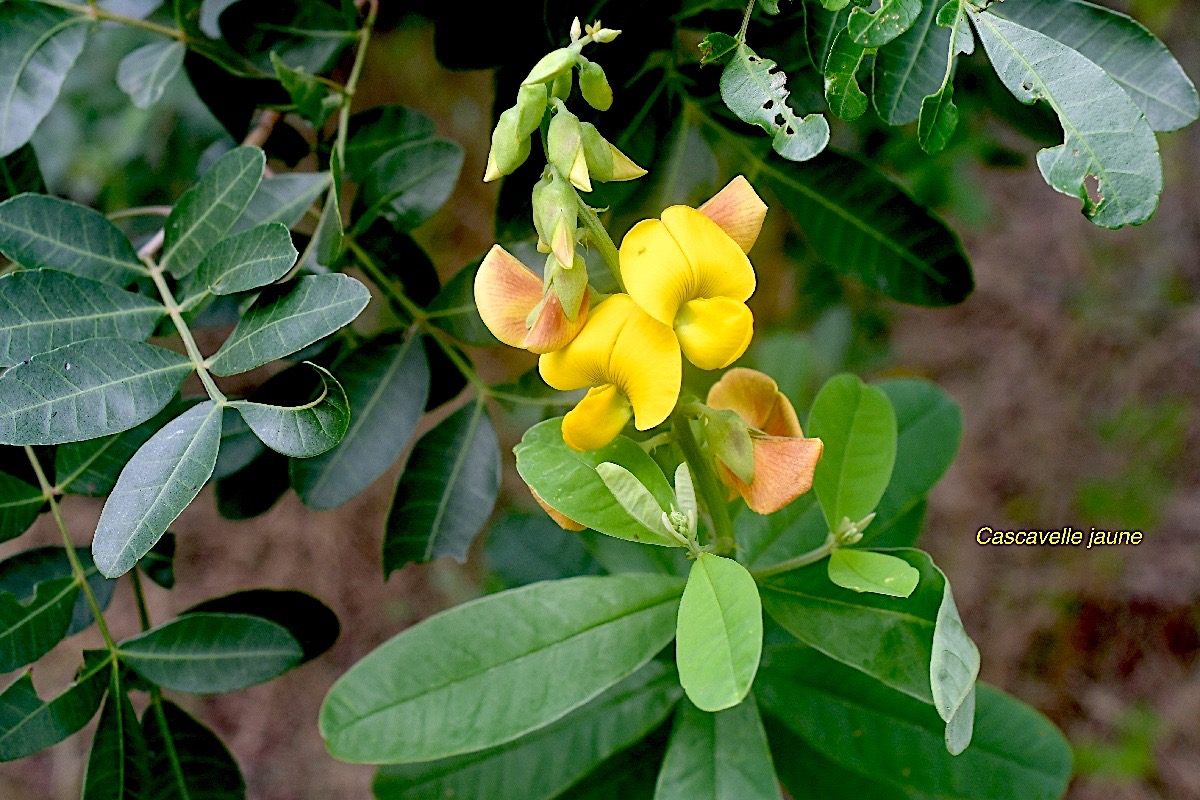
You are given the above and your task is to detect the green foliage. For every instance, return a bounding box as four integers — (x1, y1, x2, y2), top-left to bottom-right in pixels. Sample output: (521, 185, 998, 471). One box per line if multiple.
(0, 195, 146, 283)
(143, 700, 245, 800)
(0, 652, 109, 761)
(718, 43, 830, 161)
(83, 683, 150, 800)
(117, 40, 186, 109)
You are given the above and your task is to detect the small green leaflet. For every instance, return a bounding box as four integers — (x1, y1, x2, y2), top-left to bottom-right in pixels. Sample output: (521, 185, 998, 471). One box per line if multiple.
(0, 194, 146, 284)
(847, 0, 921, 47)
(916, 0, 974, 155)
(232, 364, 350, 458)
(0, 472, 41, 543)
(595, 463, 679, 544)
(82, 680, 150, 800)
(359, 138, 465, 231)
(823, 30, 869, 120)
(271, 51, 342, 127)
(0, 575, 77, 673)
(183, 222, 298, 305)
(116, 40, 185, 109)
(719, 44, 829, 162)
(230, 171, 332, 234)
(827, 548, 920, 597)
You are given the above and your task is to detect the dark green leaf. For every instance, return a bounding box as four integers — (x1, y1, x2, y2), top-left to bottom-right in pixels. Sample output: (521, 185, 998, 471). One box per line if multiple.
(184, 589, 338, 664)
(803, 1, 851, 73)
(383, 401, 500, 575)
(56, 401, 187, 497)
(0, 270, 164, 367)
(232, 363, 349, 457)
(230, 171, 331, 233)
(161, 146, 265, 278)
(0, 339, 192, 446)
(143, 700, 245, 800)
(581, 532, 692, 578)
(486, 510, 601, 588)
(0, 652, 109, 761)
(291, 335, 429, 510)
(360, 138, 465, 231)
(0, 144, 44, 201)
(345, 105, 437, 180)
(0, 575, 76, 672)
(0, 2, 89, 156)
(847, 0, 921, 47)
(824, 30, 869, 119)
(208, 274, 370, 376)
(118, 612, 302, 693)
(92, 402, 223, 578)
(873, 0, 948, 125)
(735, 493, 827, 571)
(271, 51, 341, 127)
(138, 532, 176, 590)
(719, 44, 829, 162)
(0, 194, 146, 284)
(215, 446, 289, 520)
(654, 697, 782, 800)
(116, 40, 186, 109)
(0, 471, 41, 543)
(373, 662, 681, 800)
(556, 723, 667, 800)
(0, 546, 115, 635)
(182, 222, 298, 307)
(969, 8, 1163, 229)
(427, 261, 500, 347)
(320, 574, 684, 764)
(83, 681, 150, 800)
(218, 0, 356, 73)
(212, 407, 264, 481)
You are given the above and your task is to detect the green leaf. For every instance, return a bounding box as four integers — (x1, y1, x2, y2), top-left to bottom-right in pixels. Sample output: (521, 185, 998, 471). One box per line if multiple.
(184, 588, 339, 665)
(676, 554, 763, 712)
(207, 274, 370, 376)
(847, 0, 921, 47)
(759, 149, 974, 306)
(143, 700, 245, 800)
(215, 447, 289, 521)
(582, 532, 692, 578)
(344, 105, 437, 179)
(382, 401, 500, 575)
(359, 138, 465, 231)
(0, 575, 76, 672)
(654, 696, 782, 800)
(807, 374, 897, 530)
(0, 652, 109, 761)
(230, 171, 331, 233)
(719, 44, 829, 162)
(56, 401, 187, 497)
(373, 662, 681, 800)
(0, 194, 146, 284)
(823, 30, 869, 120)
(515, 418, 680, 546)
(232, 363, 349, 457)
(0, 339, 192, 446)
(827, 548, 920, 597)
(182, 222, 297, 306)
(0, 546, 116, 635)
(83, 682, 150, 800)
(486, 510, 601, 588)
(0, 270, 164, 367)
(271, 51, 341, 127)
(291, 335, 429, 510)
(118, 612, 302, 693)
(968, 9, 1163, 229)
(803, 1, 851, 73)
(736, 493, 827, 571)
(864, 379, 961, 547)
(116, 40, 185, 109)
(873, 0, 949, 125)
(161, 146, 265, 278)
(0, 471, 42, 543)
(595, 463, 677, 543)
(0, 144, 45, 201)
(758, 647, 1072, 800)
(556, 724, 667, 800)
(92, 401, 223, 578)
(138, 532, 176, 590)
(320, 574, 684, 764)
(699, 32, 738, 66)
(990, 0, 1198, 132)
(0, 2, 88, 156)
(310, 150, 344, 269)
(427, 262, 500, 347)
(918, 85, 958, 155)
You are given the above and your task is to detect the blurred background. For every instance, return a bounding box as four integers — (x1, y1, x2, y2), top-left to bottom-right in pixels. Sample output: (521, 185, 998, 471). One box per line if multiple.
(2, 1, 1198, 798)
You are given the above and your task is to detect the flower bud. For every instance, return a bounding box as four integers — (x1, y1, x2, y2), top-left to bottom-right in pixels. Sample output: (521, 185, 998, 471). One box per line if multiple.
(570, 16, 582, 42)
(579, 123, 647, 184)
(578, 57, 613, 111)
(546, 250, 588, 321)
(704, 407, 755, 484)
(532, 171, 579, 265)
(514, 83, 548, 139)
(523, 47, 577, 85)
(550, 69, 573, 101)
(547, 104, 591, 191)
(587, 22, 621, 43)
(483, 106, 531, 182)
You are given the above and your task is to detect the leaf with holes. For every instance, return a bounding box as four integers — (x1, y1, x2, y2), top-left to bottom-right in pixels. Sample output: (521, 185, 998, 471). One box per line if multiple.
(0, 652, 109, 761)
(232, 364, 349, 458)
(0, 195, 146, 284)
(847, 0, 921, 47)
(383, 401, 500, 575)
(719, 44, 829, 162)
(116, 40, 185, 109)
(968, 8, 1163, 229)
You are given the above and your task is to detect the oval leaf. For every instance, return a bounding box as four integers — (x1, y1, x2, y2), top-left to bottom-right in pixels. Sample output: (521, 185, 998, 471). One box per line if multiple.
(720, 43, 830, 162)
(360, 138, 465, 231)
(183, 221, 298, 305)
(231, 171, 332, 233)
(873, 0, 950, 125)
(319, 574, 684, 764)
(116, 40, 185, 109)
(184, 588, 339, 665)
(0, 545, 115, 636)
(232, 364, 349, 458)
(827, 548, 920, 597)
(83, 684, 150, 800)
(0, 194, 145, 284)
(0, 471, 42, 543)
(143, 700, 245, 800)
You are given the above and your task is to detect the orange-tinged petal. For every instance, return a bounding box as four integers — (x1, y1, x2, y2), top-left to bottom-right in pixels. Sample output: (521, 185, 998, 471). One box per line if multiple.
(698, 175, 768, 253)
(524, 289, 590, 354)
(707, 367, 802, 437)
(474, 245, 544, 348)
(719, 435, 824, 514)
(562, 384, 631, 451)
(530, 486, 586, 530)
(674, 297, 754, 370)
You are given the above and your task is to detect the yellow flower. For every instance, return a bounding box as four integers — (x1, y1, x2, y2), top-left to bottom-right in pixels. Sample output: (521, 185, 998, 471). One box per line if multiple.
(473, 245, 589, 354)
(539, 294, 681, 451)
(620, 177, 767, 370)
(706, 368, 823, 514)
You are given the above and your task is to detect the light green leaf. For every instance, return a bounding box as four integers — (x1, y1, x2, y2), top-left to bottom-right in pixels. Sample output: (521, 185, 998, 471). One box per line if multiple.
(807, 373, 897, 531)
(320, 574, 684, 764)
(0, 546, 115, 636)
(931, 569, 978, 727)
(116, 40, 185, 109)
(515, 418, 680, 546)
(827, 548, 920, 597)
(674, 463, 697, 520)
(0, 270, 164, 366)
(990, 0, 1199, 132)
(0, 575, 76, 673)
(161, 146, 265, 278)
(944, 684, 976, 756)
(83, 680, 150, 800)
(382, 401, 499, 575)
(654, 696, 782, 800)
(118, 612, 302, 693)
(0, 652, 109, 761)
(596, 463, 677, 543)
(230, 171, 331, 234)
(232, 363, 349, 457)
(676, 554, 763, 712)
(0, 194, 146, 284)
(873, 0, 949, 125)
(55, 401, 186, 497)
(0, 471, 42, 543)
(373, 662, 681, 800)
(824, 29, 869, 120)
(0, 339, 192, 446)
(847, 0, 921, 47)
(291, 335, 429, 510)
(758, 647, 1071, 799)
(969, 9, 1163, 229)
(360, 138, 465, 230)
(208, 273, 370, 376)
(92, 401, 223, 578)
(719, 44, 829, 162)
(183, 222, 297, 306)
(918, 85, 958, 155)
(143, 700, 245, 800)
(0, 2, 89, 156)
(344, 105, 437, 179)
(582, 532, 692, 579)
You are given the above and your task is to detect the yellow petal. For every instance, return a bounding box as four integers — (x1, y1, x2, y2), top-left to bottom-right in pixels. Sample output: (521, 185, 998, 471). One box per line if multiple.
(608, 143, 648, 182)
(562, 384, 631, 451)
(674, 297, 754, 371)
(569, 147, 592, 192)
(525, 289, 589, 354)
(473, 245, 544, 348)
(698, 175, 768, 253)
(530, 486, 586, 530)
(707, 367, 802, 437)
(719, 435, 824, 514)
(661, 206, 756, 303)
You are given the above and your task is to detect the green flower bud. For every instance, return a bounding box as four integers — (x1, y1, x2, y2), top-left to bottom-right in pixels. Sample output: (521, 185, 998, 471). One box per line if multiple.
(579, 123, 647, 184)
(532, 171, 578, 265)
(704, 407, 755, 484)
(547, 104, 591, 191)
(578, 57, 613, 111)
(546, 250, 588, 320)
(551, 68, 573, 101)
(483, 106, 530, 182)
(591, 27, 620, 43)
(514, 83, 548, 139)
(523, 48, 577, 85)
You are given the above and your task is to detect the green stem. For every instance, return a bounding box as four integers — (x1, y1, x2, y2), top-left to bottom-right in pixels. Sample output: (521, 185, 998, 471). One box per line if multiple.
(737, 0, 757, 42)
(333, 1, 378, 165)
(570, 184, 625, 292)
(37, 0, 189, 42)
(129, 566, 152, 632)
(750, 535, 835, 580)
(147, 264, 226, 404)
(672, 412, 735, 556)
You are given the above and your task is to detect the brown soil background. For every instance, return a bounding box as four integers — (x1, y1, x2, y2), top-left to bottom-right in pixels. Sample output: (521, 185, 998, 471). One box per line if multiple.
(3, 7, 1200, 799)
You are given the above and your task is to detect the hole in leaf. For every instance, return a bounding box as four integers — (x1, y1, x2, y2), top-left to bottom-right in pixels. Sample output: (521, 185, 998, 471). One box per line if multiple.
(774, 113, 786, 126)
(1084, 174, 1103, 209)
(1020, 80, 1033, 92)
(762, 100, 774, 111)
(785, 125, 795, 135)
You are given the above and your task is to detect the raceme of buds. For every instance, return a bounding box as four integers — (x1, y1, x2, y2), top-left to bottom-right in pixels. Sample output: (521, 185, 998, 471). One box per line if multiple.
(483, 84, 549, 183)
